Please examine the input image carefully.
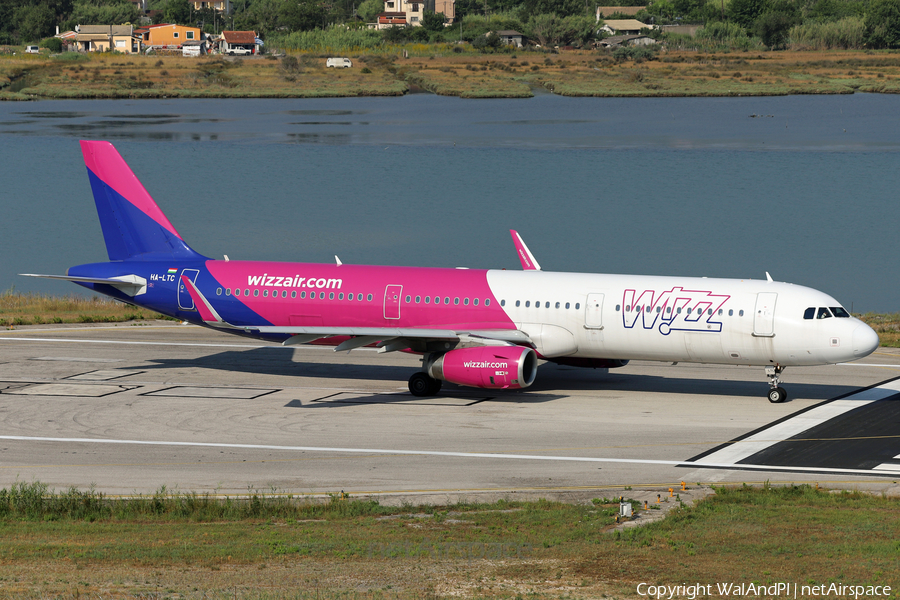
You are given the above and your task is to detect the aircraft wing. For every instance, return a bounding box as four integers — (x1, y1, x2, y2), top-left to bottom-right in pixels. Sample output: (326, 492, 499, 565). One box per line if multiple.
(20, 273, 147, 297)
(249, 325, 532, 352)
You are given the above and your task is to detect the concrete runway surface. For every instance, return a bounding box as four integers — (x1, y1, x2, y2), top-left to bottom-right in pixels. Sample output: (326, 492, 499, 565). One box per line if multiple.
(1, 322, 899, 498)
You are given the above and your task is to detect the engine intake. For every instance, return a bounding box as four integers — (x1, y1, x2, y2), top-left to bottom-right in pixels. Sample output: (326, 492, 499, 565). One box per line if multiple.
(428, 346, 538, 390)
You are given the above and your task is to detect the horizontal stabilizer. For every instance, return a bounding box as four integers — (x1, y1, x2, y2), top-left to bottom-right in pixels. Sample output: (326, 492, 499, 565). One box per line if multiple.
(20, 273, 147, 297)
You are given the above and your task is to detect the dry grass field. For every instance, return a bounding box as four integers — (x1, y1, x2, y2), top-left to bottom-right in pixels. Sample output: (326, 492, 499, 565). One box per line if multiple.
(4, 49, 900, 99)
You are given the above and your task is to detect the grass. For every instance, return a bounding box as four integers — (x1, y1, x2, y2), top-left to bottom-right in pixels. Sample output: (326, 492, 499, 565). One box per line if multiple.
(0, 290, 175, 327)
(6, 49, 900, 100)
(0, 482, 896, 598)
(859, 313, 900, 347)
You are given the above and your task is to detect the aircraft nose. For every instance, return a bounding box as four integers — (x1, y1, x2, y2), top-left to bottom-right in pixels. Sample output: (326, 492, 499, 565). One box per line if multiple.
(852, 323, 880, 357)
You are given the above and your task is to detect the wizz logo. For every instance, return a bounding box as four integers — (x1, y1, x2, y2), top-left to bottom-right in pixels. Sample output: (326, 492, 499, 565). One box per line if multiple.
(622, 287, 730, 335)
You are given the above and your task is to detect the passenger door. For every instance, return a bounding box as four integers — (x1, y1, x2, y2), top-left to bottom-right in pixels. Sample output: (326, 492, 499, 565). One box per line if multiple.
(177, 269, 200, 311)
(753, 292, 777, 337)
(383, 285, 402, 320)
(584, 293, 604, 329)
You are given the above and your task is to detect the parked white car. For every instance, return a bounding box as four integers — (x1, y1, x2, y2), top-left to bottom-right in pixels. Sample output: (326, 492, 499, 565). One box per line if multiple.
(227, 47, 252, 56)
(326, 57, 352, 68)
(25, 45, 40, 54)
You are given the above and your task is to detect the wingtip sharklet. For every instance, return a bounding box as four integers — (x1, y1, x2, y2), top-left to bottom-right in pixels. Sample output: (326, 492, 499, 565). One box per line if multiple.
(510, 230, 541, 271)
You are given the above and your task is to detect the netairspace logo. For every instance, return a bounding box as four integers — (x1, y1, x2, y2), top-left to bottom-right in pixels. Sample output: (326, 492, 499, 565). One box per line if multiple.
(636, 583, 893, 599)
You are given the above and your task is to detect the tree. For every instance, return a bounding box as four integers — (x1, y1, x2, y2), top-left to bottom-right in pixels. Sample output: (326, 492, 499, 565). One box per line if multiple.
(14, 3, 56, 43)
(752, 0, 799, 48)
(421, 10, 446, 31)
(866, 0, 900, 48)
(280, 0, 327, 31)
(727, 0, 765, 27)
(356, 0, 383, 22)
(164, 0, 191, 25)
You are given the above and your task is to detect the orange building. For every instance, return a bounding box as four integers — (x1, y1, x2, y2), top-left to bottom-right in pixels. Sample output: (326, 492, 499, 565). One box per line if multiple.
(138, 23, 202, 48)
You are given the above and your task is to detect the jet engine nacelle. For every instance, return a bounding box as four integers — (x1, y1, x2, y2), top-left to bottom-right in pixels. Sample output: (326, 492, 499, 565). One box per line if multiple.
(428, 346, 538, 390)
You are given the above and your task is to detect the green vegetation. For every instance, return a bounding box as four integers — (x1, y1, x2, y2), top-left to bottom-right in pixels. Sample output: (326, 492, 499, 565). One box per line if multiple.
(0, 289, 175, 326)
(0, 482, 897, 598)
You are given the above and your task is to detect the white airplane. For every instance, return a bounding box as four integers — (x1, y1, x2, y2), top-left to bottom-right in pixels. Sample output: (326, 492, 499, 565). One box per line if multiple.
(24, 141, 881, 403)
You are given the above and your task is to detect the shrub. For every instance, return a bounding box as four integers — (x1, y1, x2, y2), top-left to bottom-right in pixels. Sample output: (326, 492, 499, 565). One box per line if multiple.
(40, 37, 62, 53)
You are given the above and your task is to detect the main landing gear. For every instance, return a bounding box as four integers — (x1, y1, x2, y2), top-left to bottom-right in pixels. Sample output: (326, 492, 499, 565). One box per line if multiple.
(408, 372, 442, 397)
(766, 365, 787, 403)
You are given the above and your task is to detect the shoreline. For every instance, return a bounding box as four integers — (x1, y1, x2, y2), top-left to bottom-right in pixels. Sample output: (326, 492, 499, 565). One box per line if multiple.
(3, 49, 900, 100)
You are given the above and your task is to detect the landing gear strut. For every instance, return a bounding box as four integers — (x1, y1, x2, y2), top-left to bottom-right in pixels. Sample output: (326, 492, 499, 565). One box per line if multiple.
(765, 365, 787, 403)
(408, 372, 442, 397)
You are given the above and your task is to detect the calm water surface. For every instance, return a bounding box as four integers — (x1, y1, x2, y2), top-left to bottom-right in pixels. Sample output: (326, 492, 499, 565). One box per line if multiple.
(1, 94, 898, 311)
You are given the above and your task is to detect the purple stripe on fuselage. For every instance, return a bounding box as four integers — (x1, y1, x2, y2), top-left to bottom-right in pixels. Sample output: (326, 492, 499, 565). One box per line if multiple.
(206, 261, 515, 330)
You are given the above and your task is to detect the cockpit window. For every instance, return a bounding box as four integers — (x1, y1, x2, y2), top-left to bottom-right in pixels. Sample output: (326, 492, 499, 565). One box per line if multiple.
(803, 307, 815, 320)
(831, 307, 850, 318)
(817, 307, 833, 319)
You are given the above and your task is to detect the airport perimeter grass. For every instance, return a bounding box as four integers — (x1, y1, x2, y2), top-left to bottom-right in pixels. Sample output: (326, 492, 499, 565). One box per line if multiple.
(0, 482, 897, 598)
(0, 290, 174, 326)
(5, 50, 900, 99)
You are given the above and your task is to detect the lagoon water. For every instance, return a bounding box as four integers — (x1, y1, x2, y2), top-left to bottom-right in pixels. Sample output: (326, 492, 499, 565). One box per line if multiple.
(1, 93, 899, 312)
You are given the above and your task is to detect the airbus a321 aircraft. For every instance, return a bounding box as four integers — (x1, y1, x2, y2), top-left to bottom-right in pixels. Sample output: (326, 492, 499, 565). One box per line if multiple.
(24, 141, 880, 403)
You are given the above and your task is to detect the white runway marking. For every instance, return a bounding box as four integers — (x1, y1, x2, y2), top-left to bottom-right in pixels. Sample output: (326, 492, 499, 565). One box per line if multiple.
(0, 435, 889, 477)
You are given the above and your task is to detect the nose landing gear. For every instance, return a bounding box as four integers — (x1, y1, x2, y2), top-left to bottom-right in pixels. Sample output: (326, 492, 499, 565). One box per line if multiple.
(766, 365, 787, 403)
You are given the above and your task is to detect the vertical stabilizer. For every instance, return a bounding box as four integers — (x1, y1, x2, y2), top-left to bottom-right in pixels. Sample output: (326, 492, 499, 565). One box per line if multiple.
(80, 140, 205, 261)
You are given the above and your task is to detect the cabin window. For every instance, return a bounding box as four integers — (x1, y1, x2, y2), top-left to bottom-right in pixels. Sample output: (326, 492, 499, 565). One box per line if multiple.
(566, 302, 571, 309)
(263, 290, 268, 297)
(515, 300, 520, 307)
(244, 289, 249, 296)
(444, 297, 450, 305)
(300, 291, 306, 299)
(416, 296, 421, 303)
(525, 301, 531, 308)
(216, 288, 222, 296)
(357, 293, 363, 301)
(291, 291, 296, 299)
(485, 299, 491, 306)
(739, 310, 744, 316)
(625, 305, 631, 312)
(367, 294, 373, 301)
(831, 307, 850, 318)
(473, 298, 479, 306)
(234, 289, 240, 297)
(535, 300, 540, 307)
(615, 304, 620, 311)
(254, 290, 259, 297)
(225, 288, 231, 296)
(666, 306, 672, 314)
(464, 298, 469, 305)
(545, 302, 550, 308)
(657, 306, 662, 313)
(425, 296, 430, 304)
(718, 309, 723, 315)
(677, 307, 682, 314)
(555, 302, 560, 309)
(405, 295, 411, 303)
(728, 309, 733, 316)
(339, 293, 344, 300)
(818, 307, 833, 319)
(707, 309, 712, 315)
(575, 303, 580, 309)
(282, 291, 287, 298)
